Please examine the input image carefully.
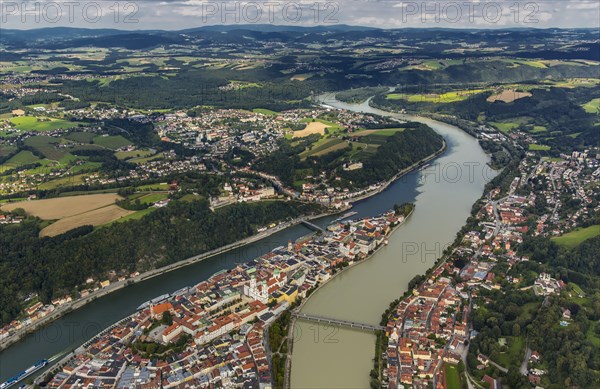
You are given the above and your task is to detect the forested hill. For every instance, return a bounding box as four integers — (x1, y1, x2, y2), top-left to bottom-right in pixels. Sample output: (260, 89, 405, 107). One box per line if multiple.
(0, 199, 323, 325)
(340, 125, 444, 188)
(371, 85, 600, 154)
(256, 123, 444, 190)
(469, 235, 600, 388)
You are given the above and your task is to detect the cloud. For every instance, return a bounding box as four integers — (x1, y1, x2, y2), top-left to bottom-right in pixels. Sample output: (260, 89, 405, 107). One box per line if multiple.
(0, 0, 598, 29)
(566, 1, 599, 10)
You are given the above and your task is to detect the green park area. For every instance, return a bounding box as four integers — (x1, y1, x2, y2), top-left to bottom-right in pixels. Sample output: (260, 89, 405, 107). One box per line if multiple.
(552, 225, 600, 248)
(494, 336, 525, 368)
(444, 364, 462, 389)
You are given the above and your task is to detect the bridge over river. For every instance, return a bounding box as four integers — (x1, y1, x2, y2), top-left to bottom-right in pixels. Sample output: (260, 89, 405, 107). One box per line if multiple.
(299, 220, 324, 232)
(292, 312, 385, 332)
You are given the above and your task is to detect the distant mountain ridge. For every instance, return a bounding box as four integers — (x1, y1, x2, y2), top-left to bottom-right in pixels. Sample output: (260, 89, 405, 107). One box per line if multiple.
(1, 25, 598, 61)
(2, 24, 598, 38)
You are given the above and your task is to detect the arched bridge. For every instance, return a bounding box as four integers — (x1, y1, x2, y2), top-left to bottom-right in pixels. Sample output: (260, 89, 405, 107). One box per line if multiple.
(292, 312, 385, 332)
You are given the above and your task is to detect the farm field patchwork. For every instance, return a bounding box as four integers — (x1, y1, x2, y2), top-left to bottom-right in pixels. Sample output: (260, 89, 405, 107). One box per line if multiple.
(128, 152, 164, 164)
(1, 150, 39, 169)
(37, 174, 88, 189)
(290, 74, 312, 81)
(387, 89, 486, 103)
(138, 192, 169, 204)
(40, 204, 134, 237)
(351, 128, 406, 137)
(10, 116, 81, 132)
(65, 131, 96, 143)
(488, 116, 532, 133)
(108, 207, 156, 224)
(348, 141, 380, 159)
(23, 135, 68, 160)
(292, 121, 330, 138)
(93, 135, 132, 150)
(299, 138, 348, 158)
(1, 193, 122, 219)
(486, 89, 532, 103)
(114, 149, 155, 160)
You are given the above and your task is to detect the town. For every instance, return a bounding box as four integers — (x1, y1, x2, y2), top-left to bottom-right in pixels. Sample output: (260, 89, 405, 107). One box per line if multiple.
(1, 98, 403, 201)
(37, 209, 408, 389)
(1, 24, 599, 389)
(380, 150, 599, 389)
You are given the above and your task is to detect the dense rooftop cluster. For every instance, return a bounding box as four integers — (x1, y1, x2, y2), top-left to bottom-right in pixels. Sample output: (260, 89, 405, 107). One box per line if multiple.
(41, 210, 405, 388)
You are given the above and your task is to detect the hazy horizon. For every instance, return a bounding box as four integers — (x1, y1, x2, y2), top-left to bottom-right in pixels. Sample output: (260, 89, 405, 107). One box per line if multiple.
(2, 24, 600, 32)
(1, 0, 599, 30)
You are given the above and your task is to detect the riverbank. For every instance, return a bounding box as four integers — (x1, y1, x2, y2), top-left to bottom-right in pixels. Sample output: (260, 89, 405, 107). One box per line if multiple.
(284, 206, 415, 388)
(0, 209, 339, 353)
(317, 97, 448, 206)
(288, 93, 494, 389)
(1, 126, 446, 355)
(25, 207, 414, 389)
(339, 94, 504, 388)
(345, 140, 447, 205)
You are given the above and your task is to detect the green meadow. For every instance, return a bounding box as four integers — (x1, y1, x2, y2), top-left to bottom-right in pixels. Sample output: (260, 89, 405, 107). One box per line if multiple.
(528, 144, 551, 151)
(582, 98, 600, 113)
(252, 108, 279, 116)
(552, 225, 600, 248)
(387, 89, 486, 103)
(444, 364, 462, 389)
(92, 135, 132, 150)
(10, 116, 80, 132)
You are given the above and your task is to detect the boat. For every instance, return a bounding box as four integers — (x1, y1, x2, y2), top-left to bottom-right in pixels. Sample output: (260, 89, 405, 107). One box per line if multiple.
(136, 301, 150, 310)
(334, 211, 358, 222)
(136, 293, 171, 310)
(419, 163, 431, 171)
(172, 287, 190, 297)
(0, 359, 48, 389)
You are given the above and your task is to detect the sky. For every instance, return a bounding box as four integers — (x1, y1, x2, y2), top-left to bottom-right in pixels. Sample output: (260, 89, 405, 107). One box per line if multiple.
(1, 0, 599, 30)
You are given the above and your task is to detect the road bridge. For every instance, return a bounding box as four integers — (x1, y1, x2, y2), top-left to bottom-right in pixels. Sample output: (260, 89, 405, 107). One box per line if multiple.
(300, 220, 324, 232)
(292, 312, 385, 332)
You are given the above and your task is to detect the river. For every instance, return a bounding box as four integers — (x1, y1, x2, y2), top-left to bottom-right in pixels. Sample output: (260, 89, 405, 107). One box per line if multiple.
(0, 94, 493, 387)
(289, 94, 494, 388)
(0, 223, 321, 382)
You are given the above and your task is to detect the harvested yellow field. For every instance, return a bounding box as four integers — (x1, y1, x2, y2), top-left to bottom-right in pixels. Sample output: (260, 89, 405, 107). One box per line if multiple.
(487, 89, 532, 103)
(40, 205, 134, 237)
(1, 193, 122, 219)
(290, 74, 312, 81)
(293, 122, 329, 138)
